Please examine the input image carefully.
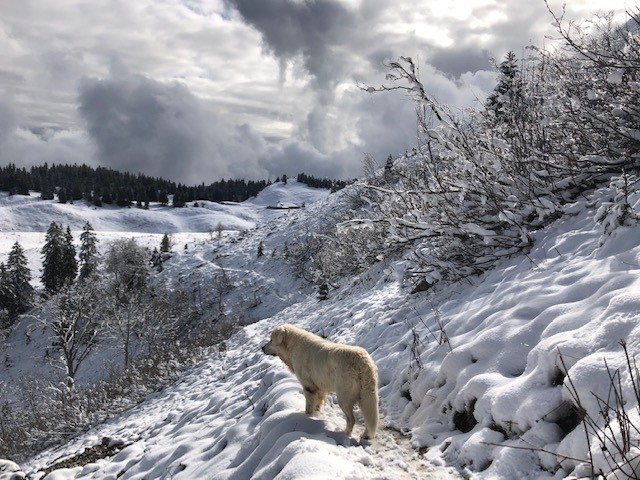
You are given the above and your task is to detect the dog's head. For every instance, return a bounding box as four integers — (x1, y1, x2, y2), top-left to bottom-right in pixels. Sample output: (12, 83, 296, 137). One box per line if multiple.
(262, 325, 288, 356)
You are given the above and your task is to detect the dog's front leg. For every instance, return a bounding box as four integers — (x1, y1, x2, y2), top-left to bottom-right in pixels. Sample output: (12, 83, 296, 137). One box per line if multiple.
(303, 385, 318, 414)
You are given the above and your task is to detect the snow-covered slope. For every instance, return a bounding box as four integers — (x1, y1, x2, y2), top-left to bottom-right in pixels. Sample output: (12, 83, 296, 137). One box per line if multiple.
(0, 181, 329, 287)
(0, 181, 330, 393)
(2, 182, 640, 479)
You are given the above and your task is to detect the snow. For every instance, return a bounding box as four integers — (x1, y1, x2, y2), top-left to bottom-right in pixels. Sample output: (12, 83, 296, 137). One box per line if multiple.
(1, 181, 640, 479)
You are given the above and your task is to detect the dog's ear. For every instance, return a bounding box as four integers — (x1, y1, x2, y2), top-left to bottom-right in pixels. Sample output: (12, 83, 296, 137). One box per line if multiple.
(271, 325, 287, 348)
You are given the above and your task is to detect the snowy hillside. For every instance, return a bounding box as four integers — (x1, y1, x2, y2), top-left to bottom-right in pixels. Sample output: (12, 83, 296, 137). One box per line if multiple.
(0, 181, 330, 394)
(2, 180, 640, 479)
(0, 182, 328, 288)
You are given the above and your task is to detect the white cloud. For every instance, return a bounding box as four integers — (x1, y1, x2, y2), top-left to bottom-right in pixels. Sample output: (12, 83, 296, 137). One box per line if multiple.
(0, 0, 631, 183)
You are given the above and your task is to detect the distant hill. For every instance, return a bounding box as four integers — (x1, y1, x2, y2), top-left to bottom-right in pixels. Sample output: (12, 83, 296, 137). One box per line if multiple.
(0, 163, 350, 208)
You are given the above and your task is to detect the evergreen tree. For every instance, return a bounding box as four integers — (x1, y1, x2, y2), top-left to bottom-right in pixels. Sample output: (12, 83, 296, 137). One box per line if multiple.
(0, 263, 16, 326)
(41, 222, 66, 294)
(160, 233, 171, 253)
(40, 185, 54, 200)
(63, 226, 78, 285)
(70, 182, 83, 201)
(102, 189, 113, 205)
(486, 51, 523, 124)
(6, 241, 33, 316)
(317, 280, 329, 301)
(79, 222, 99, 280)
(116, 187, 131, 207)
(172, 190, 186, 207)
(57, 187, 68, 204)
(9, 168, 30, 195)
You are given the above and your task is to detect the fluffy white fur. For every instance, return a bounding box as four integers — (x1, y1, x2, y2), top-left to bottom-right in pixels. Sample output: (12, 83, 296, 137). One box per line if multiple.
(262, 323, 379, 439)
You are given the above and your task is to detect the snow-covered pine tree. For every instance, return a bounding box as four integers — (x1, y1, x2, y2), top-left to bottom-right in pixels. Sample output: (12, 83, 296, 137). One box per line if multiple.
(0, 263, 16, 327)
(79, 222, 99, 280)
(160, 233, 171, 253)
(41, 222, 66, 294)
(596, 171, 640, 244)
(486, 51, 523, 125)
(6, 241, 33, 316)
(63, 226, 78, 285)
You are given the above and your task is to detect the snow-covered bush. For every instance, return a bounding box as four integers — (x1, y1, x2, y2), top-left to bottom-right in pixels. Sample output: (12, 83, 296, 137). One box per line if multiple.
(105, 238, 150, 298)
(0, 303, 227, 461)
(355, 56, 560, 286)
(596, 171, 640, 243)
(345, 10, 640, 289)
(544, 8, 640, 171)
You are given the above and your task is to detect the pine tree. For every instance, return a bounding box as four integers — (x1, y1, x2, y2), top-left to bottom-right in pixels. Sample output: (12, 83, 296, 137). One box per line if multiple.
(79, 222, 99, 280)
(57, 187, 68, 204)
(63, 226, 78, 285)
(92, 191, 103, 207)
(102, 189, 113, 205)
(160, 233, 171, 253)
(486, 51, 523, 124)
(41, 222, 66, 294)
(40, 186, 54, 201)
(172, 191, 186, 207)
(6, 241, 33, 316)
(70, 181, 83, 201)
(0, 263, 16, 326)
(317, 279, 329, 301)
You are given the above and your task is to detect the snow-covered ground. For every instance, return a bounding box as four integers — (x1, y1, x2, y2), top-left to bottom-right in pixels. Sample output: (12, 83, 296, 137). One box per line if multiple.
(2, 181, 640, 479)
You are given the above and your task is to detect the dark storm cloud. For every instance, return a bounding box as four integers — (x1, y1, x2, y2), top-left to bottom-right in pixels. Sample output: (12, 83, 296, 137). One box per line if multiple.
(225, 0, 355, 88)
(79, 73, 204, 179)
(78, 70, 267, 184)
(428, 46, 491, 77)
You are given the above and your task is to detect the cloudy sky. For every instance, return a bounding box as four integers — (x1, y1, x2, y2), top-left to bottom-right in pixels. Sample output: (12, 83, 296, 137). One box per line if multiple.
(0, 0, 633, 185)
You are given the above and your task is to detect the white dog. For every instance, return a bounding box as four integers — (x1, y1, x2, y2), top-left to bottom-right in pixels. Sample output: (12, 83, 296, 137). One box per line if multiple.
(262, 324, 379, 439)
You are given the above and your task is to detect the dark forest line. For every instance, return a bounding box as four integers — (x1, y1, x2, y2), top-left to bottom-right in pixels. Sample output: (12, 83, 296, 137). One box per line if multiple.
(0, 163, 350, 207)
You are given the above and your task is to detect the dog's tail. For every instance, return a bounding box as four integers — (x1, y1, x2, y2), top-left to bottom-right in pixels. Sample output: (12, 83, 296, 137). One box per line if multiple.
(359, 368, 379, 439)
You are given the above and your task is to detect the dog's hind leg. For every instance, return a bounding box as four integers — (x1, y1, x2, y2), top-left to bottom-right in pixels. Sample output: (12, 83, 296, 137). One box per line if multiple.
(316, 392, 327, 412)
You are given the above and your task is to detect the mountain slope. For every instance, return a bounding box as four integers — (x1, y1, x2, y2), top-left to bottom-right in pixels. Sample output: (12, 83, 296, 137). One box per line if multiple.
(2, 182, 640, 479)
